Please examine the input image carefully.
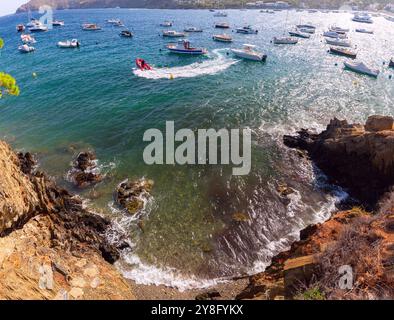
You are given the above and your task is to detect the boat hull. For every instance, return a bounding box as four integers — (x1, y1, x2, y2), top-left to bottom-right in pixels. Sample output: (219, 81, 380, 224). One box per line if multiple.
(231, 49, 266, 61)
(344, 62, 379, 77)
(329, 47, 356, 59)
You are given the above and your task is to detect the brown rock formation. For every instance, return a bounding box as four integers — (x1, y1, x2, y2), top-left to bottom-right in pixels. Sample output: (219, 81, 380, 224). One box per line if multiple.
(283, 115, 394, 207)
(0, 141, 134, 300)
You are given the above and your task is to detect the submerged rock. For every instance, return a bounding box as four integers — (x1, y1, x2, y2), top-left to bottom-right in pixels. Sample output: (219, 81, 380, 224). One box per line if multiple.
(67, 151, 104, 188)
(115, 178, 154, 215)
(283, 115, 394, 207)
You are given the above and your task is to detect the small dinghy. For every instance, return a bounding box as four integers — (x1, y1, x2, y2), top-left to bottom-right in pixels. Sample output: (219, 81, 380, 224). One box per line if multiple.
(57, 39, 80, 48)
(344, 61, 379, 77)
(184, 27, 203, 32)
(162, 30, 186, 37)
(231, 44, 267, 61)
(289, 30, 310, 38)
(273, 37, 298, 44)
(166, 40, 207, 55)
(19, 44, 35, 53)
(53, 20, 65, 27)
(355, 28, 374, 34)
(16, 24, 25, 32)
(135, 58, 152, 71)
(120, 30, 133, 38)
(236, 26, 258, 34)
(212, 34, 232, 42)
(329, 46, 357, 59)
(325, 38, 351, 47)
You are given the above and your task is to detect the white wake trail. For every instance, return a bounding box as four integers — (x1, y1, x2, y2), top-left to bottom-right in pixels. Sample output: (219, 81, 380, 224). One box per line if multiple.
(133, 49, 237, 80)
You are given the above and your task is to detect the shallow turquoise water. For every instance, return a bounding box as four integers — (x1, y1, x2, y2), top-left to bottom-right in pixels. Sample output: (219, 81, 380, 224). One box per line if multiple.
(0, 9, 393, 288)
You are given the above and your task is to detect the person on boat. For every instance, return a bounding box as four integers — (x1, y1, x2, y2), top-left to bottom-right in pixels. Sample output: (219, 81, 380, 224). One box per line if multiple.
(140, 59, 146, 68)
(183, 41, 190, 50)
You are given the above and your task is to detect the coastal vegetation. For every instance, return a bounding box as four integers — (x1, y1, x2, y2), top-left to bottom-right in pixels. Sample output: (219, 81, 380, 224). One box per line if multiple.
(0, 39, 20, 99)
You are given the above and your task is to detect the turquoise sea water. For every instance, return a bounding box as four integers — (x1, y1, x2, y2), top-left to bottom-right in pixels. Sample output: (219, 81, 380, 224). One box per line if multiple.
(0, 9, 393, 289)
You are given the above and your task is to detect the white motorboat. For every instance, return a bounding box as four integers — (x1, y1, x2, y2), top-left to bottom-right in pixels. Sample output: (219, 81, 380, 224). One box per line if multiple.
(57, 39, 80, 48)
(27, 19, 48, 32)
(325, 38, 351, 47)
(212, 34, 232, 42)
(273, 36, 298, 44)
(329, 26, 349, 34)
(120, 30, 133, 38)
(352, 14, 373, 24)
(21, 34, 36, 44)
(19, 44, 35, 53)
(26, 19, 39, 28)
(214, 11, 227, 17)
(166, 40, 207, 55)
(236, 26, 258, 34)
(289, 30, 310, 38)
(385, 16, 394, 22)
(184, 27, 203, 32)
(160, 21, 173, 27)
(215, 22, 230, 29)
(53, 20, 65, 27)
(162, 30, 186, 37)
(355, 28, 374, 34)
(82, 23, 101, 31)
(106, 19, 121, 24)
(323, 31, 347, 39)
(344, 61, 379, 77)
(231, 44, 267, 61)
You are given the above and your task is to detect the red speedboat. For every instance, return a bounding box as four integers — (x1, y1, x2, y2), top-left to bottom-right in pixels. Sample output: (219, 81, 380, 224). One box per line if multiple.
(135, 58, 152, 71)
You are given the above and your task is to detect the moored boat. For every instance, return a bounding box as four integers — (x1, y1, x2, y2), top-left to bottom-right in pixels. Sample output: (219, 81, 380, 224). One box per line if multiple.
(323, 31, 347, 39)
(16, 24, 25, 32)
(352, 14, 373, 24)
(57, 39, 80, 48)
(329, 46, 357, 59)
(18, 44, 35, 53)
(236, 26, 258, 34)
(231, 44, 267, 61)
(160, 21, 173, 27)
(389, 58, 394, 68)
(214, 11, 227, 17)
(21, 34, 36, 44)
(184, 27, 203, 32)
(329, 26, 349, 34)
(120, 30, 133, 38)
(215, 22, 230, 29)
(273, 37, 298, 44)
(325, 38, 351, 47)
(166, 40, 207, 55)
(212, 34, 232, 42)
(296, 24, 315, 29)
(289, 30, 310, 38)
(355, 28, 374, 34)
(82, 23, 101, 31)
(162, 30, 186, 37)
(53, 20, 65, 27)
(344, 61, 379, 77)
(299, 27, 315, 34)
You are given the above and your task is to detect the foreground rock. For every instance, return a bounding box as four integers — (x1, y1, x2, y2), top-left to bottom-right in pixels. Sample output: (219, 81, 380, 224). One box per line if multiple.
(0, 141, 134, 299)
(67, 151, 103, 188)
(283, 115, 394, 207)
(115, 179, 154, 215)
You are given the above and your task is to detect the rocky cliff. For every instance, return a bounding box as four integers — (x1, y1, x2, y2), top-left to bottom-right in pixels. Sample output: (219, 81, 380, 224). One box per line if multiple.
(0, 141, 134, 300)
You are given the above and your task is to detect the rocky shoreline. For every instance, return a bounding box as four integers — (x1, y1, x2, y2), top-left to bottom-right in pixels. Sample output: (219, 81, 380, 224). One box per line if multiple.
(1, 115, 394, 300)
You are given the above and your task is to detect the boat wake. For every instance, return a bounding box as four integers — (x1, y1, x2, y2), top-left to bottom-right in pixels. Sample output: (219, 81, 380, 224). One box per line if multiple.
(133, 49, 237, 80)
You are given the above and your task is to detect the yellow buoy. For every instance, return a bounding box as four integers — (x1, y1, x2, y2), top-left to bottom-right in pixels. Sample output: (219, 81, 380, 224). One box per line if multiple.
(169, 74, 174, 80)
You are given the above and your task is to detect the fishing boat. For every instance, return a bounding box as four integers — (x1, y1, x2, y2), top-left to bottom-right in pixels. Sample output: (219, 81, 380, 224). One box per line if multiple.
(82, 23, 101, 31)
(212, 34, 232, 42)
(166, 40, 207, 55)
(16, 24, 25, 32)
(236, 26, 258, 34)
(323, 31, 347, 39)
(162, 30, 186, 37)
(329, 46, 357, 59)
(215, 22, 230, 29)
(273, 37, 298, 44)
(289, 30, 310, 38)
(325, 38, 351, 47)
(160, 21, 173, 27)
(21, 34, 36, 44)
(18, 44, 35, 53)
(120, 30, 133, 38)
(231, 44, 267, 61)
(184, 27, 203, 32)
(135, 58, 152, 71)
(352, 14, 373, 24)
(389, 58, 394, 68)
(344, 61, 379, 77)
(355, 28, 374, 34)
(57, 39, 80, 48)
(52, 20, 65, 27)
(214, 11, 227, 17)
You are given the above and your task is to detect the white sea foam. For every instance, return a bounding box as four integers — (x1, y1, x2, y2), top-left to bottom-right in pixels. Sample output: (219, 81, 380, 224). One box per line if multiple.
(133, 49, 237, 80)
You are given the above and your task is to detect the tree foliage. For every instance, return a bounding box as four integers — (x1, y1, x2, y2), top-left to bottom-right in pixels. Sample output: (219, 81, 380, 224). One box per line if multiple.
(0, 73, 20, 98)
